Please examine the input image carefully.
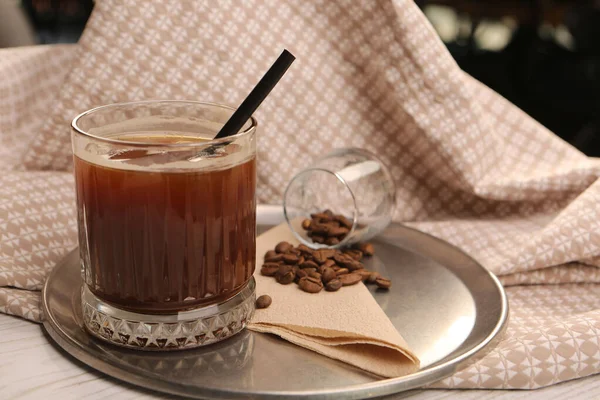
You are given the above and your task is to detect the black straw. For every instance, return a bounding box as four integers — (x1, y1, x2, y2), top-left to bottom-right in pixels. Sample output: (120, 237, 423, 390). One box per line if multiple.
(214, 49, 296, 139)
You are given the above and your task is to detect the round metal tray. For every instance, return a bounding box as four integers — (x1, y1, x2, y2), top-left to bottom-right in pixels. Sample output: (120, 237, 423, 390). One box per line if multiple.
(42, 205, 508, 399)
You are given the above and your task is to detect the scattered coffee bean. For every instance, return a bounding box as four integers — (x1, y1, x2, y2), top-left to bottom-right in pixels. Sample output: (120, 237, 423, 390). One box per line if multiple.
(275, 241, 293, 254)
(367, 272, 380, 284)
(265, 253, 284, 263)
(313, 250, 328, 264)
(322, 267, 337, 283)
(264, 250, 278, 260)
(356, 242, 375, 257)
(299, 260, 319, 270)
(260, 238, 388, 294)
(333, 253, 352, 266)
(260, 263, 279, 276)
(375, 277, 391, 289)
(309, 271, 322, 280)
(357, 269, 372, 281)
(325, 279, 342, 292)
(343, 249, 363, 261)
(296, 269, 308, 280)
(346, 260, 364, 271)
(256, 295, 272, 309)
(277, 264, 293, 276)
(339, 273, 363, 286)
(297, 244, 314, 256)
(298, 276, 323, 293)
(283, 254, 299, 265)
(276, 270, 295, 285)
(301, 219, 312, 230)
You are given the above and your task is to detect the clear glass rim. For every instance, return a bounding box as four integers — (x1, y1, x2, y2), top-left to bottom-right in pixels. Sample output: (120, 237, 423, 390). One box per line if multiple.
(283, 167, 359, 249)
(71, 100, 257, 148)
(327, 147, 397, 207)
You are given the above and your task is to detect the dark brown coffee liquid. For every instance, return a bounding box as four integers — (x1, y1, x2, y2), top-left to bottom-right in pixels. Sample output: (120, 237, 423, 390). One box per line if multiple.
(74, 135, 256, 313)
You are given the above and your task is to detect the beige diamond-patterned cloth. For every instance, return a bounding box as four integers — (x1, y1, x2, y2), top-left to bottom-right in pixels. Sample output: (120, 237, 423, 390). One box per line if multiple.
(1, 0, 600, 390)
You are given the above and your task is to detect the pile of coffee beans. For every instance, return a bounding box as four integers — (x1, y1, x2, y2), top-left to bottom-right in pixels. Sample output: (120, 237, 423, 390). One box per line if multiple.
(260, 241, 391, 294)
(301, 210, 353, 245)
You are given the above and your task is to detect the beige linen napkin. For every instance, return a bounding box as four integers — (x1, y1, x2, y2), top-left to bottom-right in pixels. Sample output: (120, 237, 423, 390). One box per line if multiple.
(1, 0, 600, 390)
(249, 222, 419, 378)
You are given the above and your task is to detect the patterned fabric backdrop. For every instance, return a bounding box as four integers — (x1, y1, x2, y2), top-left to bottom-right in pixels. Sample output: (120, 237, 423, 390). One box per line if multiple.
(0, 0, 599, 390)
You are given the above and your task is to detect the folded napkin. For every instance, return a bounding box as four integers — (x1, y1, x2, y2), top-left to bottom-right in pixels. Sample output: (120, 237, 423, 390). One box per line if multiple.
(249, 222, 419, 378)
(1, 0, 600, 391)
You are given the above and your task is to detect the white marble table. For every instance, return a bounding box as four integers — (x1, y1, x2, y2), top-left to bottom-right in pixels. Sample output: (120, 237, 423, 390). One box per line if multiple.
(1, 313, 598, 400)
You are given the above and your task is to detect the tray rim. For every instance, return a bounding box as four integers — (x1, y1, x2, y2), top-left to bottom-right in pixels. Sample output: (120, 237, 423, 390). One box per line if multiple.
(42, 204, 509, 399)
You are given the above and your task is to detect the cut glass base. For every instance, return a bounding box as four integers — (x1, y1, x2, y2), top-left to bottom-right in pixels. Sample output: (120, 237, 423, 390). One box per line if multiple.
(81, 278, 256, 350)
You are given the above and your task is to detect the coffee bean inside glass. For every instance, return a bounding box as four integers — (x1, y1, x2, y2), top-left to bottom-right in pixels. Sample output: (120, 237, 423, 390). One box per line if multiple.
(71, 101, 257, 350)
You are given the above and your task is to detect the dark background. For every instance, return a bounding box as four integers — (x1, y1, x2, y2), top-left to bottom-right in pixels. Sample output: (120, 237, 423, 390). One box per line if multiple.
(1, 0, 599, 156)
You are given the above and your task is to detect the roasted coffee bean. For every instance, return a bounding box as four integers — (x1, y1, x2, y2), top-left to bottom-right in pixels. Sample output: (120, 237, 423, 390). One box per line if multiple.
(297, 244, 314, 256)
(275, 241, 293, 254)
(300, 260, 319, 270)
(323, 259, 336, 268)
(313, 250, 329, 264)
(296, 269, 308, 280)
(356, 242, 375, 257)
(310, 212, 333, 222)
(256, 295, 272, 309)
(298, 255, 305, 265)
(346, 260, 364, 271)
(375, 277, 391, 289)
(335, 214, 353, 229)
(323, 209, 334, 217)
(336, 268, 349, 276)
(339, 273, 362, 286)
(260, 263, 279, 276)
(321, 267, 337, 283)
(367, 272, 380, 284)
(357, 269, 372, 281)
(312, 235, 325, 244)
(325, 237, 340, 246)
(309, 271, 322, 280)
(283, 254, 299, 265)
(303, 267, 317, 275)
(343, 249, 363, 261)
(277, 270, 295, 285)
(311, 223, 330, 235)
(264, 253, 284, 263)
(333, 253, 354, 267)
(332, 265, 341, 271)
(289, 247, 301, 255)
(301, 219, 312, 230)
(328, 226, 349, 238)
(264, 250, 278, 260)
(325, 279, 342, 292)
(277, 265, 293, 277)
(298, 276, 323, 293)
(320, 248, 337, 259)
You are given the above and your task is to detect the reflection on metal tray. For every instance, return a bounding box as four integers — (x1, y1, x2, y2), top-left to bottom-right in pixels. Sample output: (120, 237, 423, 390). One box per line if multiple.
(42, 205, 508, 399)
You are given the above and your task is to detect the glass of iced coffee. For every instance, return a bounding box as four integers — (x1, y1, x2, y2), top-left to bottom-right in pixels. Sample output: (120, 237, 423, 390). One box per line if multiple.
(71, 100, 257, 350)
